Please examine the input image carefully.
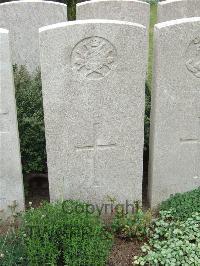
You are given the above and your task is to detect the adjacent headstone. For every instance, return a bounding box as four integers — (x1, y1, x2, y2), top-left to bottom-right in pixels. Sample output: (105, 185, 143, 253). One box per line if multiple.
(149, 18, 200, 207)
(0, 29, 24, 219)
(158, 0, 200, 23)
(0, 1, 67, 72)
(77, 0, 150, 28)
(40, 20, 147, 205)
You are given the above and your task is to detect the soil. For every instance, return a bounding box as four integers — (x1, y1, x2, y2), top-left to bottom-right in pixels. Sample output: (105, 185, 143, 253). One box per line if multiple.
(108, 238, 143, 266)
(24, 173, 50, 208)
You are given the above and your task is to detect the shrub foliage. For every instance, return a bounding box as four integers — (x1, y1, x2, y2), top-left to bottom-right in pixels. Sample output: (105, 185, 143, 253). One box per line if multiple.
(0, 201, 113, 265)
(160, 187, 200, 221)
(14, 65, 46, 174)
(21, 201, 113, 265)
(0, 232, 27, 266)
(111, 202, 152, 240)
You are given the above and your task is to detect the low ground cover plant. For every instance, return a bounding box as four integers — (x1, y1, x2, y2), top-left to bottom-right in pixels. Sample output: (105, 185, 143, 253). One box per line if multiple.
(0, 200, 113, 266)
(0, 232, 27, 266)
(111, 202, 152, 240)
(134, 210, 200, 265)
(134, 188, 200, 265)
(160, 187, 200, 221)
(22, 201, 113, 265)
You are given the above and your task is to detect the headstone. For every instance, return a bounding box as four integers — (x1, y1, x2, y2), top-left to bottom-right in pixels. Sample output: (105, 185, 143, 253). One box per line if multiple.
(158, 0, 200, 23)
(0, 1, 67, 73)
(0, 28, 24, 219)
(77, 0, 150, 28)
(149, 18, 200, 207)
(40, 20, 147, 205)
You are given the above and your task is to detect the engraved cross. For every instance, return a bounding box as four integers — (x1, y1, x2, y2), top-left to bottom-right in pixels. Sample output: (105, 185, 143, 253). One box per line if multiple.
(180, 117, 200, 144)
(75, 123, 116, 186)
(180, 116, 200, 179)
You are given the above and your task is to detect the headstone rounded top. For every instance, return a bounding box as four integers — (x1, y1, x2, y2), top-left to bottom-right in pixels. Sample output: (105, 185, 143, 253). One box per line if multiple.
(149, 15, 200, 207)
(77, 0, 150, 27)
(0, 0, 67, 72)
(0, 28, 8, 33)
(0, 0, 67, 7)
(155, 17, 200, 29)
(78, 0, 149, 6)
(158, 0, 200, 23)
(39, 18, 147, 204)
(39, 19, 145, 33)
(159, 0, 186, 4)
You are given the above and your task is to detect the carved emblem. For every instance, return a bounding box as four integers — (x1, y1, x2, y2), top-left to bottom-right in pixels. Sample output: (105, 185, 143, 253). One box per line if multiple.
(71, 37, 117, 80)
(185, 37, 200, 78)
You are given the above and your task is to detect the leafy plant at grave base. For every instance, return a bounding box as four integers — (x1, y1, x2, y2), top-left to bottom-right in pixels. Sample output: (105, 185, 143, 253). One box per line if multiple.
(160, 187, 200, 221)
(0, 202, 27, 266)
(0, 232, 27, 266)
(111, 202, 152, 240)
(20, 200, 113, 265)
(13, 65, 47, 174)
(134, 210, 200, 265)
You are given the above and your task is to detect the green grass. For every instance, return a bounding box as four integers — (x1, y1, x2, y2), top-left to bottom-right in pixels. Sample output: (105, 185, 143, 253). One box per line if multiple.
(147, 3, 158, 86)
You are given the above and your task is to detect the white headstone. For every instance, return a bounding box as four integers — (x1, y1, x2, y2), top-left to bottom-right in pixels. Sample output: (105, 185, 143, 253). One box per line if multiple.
(0, 29, 24, 219)
(158, 0, 200, 23)
(40, 20, 147, 205)
(149, 18, 200, 207)
(77, 0, 150, 28)
(0, 1, 67, 73)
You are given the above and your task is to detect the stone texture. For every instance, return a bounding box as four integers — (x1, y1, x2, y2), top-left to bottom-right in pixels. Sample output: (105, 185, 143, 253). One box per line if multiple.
(149, 18, 200, 207)
(158, 0, 200, 23)
(40, 20, 147, 205)
(0, 29, 24, 219)
(77, 0, 150, 27)
(0, 1, 67, 73)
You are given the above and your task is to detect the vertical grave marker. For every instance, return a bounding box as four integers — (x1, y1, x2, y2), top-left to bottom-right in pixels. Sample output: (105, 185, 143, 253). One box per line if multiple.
(149, 18, 200, 207)
(77, 0, 150, 28)
(158, 0, 200, 23)
(0, 29, 24, 219)
(0, 1, 67, 73)
(40, 20, 147, 205)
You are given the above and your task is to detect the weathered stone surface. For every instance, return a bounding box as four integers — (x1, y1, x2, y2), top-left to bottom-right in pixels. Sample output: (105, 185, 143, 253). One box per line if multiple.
(158, 0, 200, 23)
(0, 29, 24, 219)
(149, 18, 200, 207)
(40, 20, 147, 205)
(77, 0, 150, 27)
(0, 1, 67, 73)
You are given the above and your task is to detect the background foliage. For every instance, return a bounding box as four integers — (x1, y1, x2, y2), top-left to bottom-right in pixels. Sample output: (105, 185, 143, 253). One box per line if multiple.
(14, 66, 46, 174)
